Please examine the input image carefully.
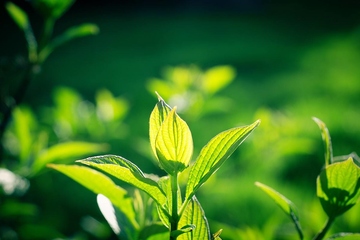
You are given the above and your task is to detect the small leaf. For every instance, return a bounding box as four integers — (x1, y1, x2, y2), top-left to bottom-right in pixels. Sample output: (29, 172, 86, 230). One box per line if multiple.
(313, 117, 333, 166)
(78, 155, 169, 212)
(185, 120, 260, 200)
(212, 229, 223, 240)
(31, 0, 75, 19)
(155, 108, 193, 175)
(203, 65, 236, 95)
(138, 222, 169, 239)
(178, 196, 211, 240)
(171, 224, 196, 238)
(32, 142, 108, 175)
(5, 2, 37, 62)
(48, 164, 138, 230)
(317, 157, 360, 218)
(326, 233, 360, 239)
(255, 182, 303, 240)
(149, 94, 172, 159)
(39, 23, 99, 63)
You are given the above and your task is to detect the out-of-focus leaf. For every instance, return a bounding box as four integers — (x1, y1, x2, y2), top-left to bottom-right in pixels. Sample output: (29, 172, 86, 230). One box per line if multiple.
(326, 233, 360, 239)
(48, 164, 139, 230)
(6, 2, 28, 30)
(31, 0, 75, 19)
(32, 142, 107, 175)
(78, 155, 168, 212)
(5, 2, 37, 62)
(317, 157, 360, 218)
(155, 108, 193, 175)
(178, 196, 211, 240)
(185, 120, 260, 200)
(255, 182, 303, 240)
(149, 94, 172, 159)
(203, 65, 236, 95)
(96, 89, 128, 122)
(12, 107, 36, 163)
(313, 117, 333, 166)
(39, 23, 99, 63)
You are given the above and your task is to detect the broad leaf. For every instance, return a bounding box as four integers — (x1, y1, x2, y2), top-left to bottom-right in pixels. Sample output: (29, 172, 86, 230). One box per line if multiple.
(203, 65, 235, 95)
(39, 23, 99, 63)
(185, 120, 260, 200)
(78, 155, 168, 212)
(313, 117, 333, 166)
(155, 108, 193, 175)
(177, 196, 211, 240)
(32, 142, 107, 175)
(317, 157, 360, 218)
(255, 182, 303, 240)
(48, 164, 138, 230)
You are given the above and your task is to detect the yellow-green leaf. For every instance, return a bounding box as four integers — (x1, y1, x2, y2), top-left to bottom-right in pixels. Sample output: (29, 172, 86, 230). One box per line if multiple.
(313, 117, 333, 166)
(317, 157, 360, 218)
(203, 65, 236, 95)
(185, 120, 260, 200)
(255, 182, 303, 240)
(155, 108, 193, 175)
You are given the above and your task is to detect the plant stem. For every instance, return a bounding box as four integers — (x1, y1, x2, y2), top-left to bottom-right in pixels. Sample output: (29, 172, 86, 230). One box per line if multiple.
(170, 173, 179, 240)
(313, 217, 335, 240)
(39, 17, 55, 52)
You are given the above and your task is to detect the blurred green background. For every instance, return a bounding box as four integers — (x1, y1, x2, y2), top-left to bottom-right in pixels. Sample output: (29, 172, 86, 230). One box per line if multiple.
(1, 0, 360, 239)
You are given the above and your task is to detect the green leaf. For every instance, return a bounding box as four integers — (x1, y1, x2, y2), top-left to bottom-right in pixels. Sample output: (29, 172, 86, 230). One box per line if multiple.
(155, 108, 193, 175)
(5, 2, 37, 62)
(38, 23, 99, 63)
(313, 117, 333, 166)
(138, 222, 169, 240)
(149, 93, 172, 159)
(212, 229, 223, 240)
(317, 157, 360, 218)
(171, 224, 196, 238)
(32, 142, 107, 175)
(203, 65, 236, 95)
(178, 196, 211, 240)
(77, 155, 168, 212)
(31, 0, 75, 19)
(185, 120, 260, 200)
(255, 182, 303, 240)
(48, 164, 138, 230)
(6, 2, 29, 30)
(326, 233, 360, 239)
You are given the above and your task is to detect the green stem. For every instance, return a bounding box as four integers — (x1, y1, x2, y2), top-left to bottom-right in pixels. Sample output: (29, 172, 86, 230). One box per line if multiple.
(170, 173, 179, 240)
(39, 17, 55, 52)
(313, 217, 335, 240)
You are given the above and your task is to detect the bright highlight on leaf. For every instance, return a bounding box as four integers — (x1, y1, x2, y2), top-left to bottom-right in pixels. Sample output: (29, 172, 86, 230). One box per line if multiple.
(97, 194, 121, 235)
(255, 182, 303, 240)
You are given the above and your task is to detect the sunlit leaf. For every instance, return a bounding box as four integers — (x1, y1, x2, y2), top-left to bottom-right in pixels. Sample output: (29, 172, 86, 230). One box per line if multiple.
(313, 117, 333, 166)
(77, 155, 169, 212)
(149, 94, 172, 159)
(48, 164, 138, 230)
(255, 182, 303, 240)
(32, 142, 107, 175)
(326, 233, 360, 239)
(39, 23, 99, 63)
(155, 108, 193, 175)
(317, 157, 360, 218)
(96, 89, 128, 122)
(177, 196, 211, 240)
(185, 120, 260, 200)
(212, 229, 223, 240)
(203, 65, 236, 95)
